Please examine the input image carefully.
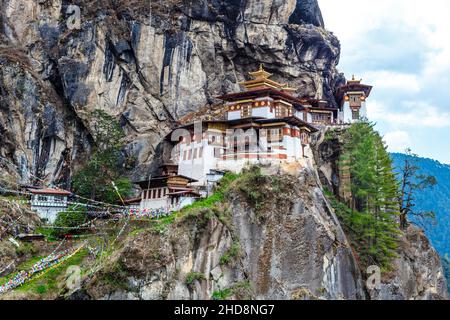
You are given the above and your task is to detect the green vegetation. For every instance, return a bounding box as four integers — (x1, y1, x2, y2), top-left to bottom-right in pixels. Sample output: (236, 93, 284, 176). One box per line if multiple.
(234, 166, 292, 220)
(236, 166, 268, 212)
(396, 149, 437, 229)
(324, 129, 338, 142)
(185, 272, 206, 286)
(100, 259, 130, 291)
(183, 172, 239, 211)
(220, 241, 241, 266)
(391, 153, 450, 294)
(212, 288, 232, 300)
(148, 172, 239, 233)
(330, 120, 401, 271)
(50, 205, 88, 237)
(72, 109, 132, 204)
(0, 249, 88, 296)
(212, 281, 252, 300)
(15, 242, 37, 257)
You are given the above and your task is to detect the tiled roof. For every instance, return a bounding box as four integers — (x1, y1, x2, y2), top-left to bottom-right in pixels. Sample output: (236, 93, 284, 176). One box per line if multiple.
(28, 188, 71, 196)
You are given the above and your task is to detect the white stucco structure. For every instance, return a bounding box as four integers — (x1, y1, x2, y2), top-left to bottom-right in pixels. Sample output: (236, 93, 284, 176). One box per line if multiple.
(28, 189, 71, 223)
(336, 76, 372, 124)
(137, 67, 373, 211)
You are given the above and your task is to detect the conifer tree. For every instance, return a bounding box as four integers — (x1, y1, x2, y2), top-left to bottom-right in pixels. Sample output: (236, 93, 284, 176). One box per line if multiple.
(398, 148, 437, 229)
(339, 120, 401, 269)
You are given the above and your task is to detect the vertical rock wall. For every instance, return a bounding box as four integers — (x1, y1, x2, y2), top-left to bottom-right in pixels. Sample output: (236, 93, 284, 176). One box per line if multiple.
(0, 0, 343, 184)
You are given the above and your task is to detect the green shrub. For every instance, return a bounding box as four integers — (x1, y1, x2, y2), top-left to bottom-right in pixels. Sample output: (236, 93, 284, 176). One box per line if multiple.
(36, 284, 47, 295)
(212, 288, 232, 300)
(220, 242, 241, 266)
(15, 242, 36, 257)
(50, 206, 88, 237)
(211, 281, 253, 300)
(185, 272, 206, 286)
(72, 109, 133, 203)
(237, 166, 267, 211)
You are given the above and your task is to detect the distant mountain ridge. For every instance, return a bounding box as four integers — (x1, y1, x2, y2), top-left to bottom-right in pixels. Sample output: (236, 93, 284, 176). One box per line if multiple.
(391, 153, 450, 292)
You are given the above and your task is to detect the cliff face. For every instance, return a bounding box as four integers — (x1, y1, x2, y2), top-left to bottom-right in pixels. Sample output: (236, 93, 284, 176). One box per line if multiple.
(1, 129, 447, 300)
(82, 166, 366, 300)
(312, 128, 449, 300)
(1, 1, 447, 301)
(72, 135, 448, 301)
(368, 226, 448, 300)
(0, 0, 343, 184)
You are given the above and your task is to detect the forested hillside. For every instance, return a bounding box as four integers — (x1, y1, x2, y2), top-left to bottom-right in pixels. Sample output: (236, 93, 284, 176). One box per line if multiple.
(391, 153, 450, 292)
(391, 154, 450, 256)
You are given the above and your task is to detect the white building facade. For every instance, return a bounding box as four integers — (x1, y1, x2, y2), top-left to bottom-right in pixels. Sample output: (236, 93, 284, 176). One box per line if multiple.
(28, 188, 71, 223)
(135, 172, 200, 212)
(336, 76, 373, 124)
(133, 67, 373, 209)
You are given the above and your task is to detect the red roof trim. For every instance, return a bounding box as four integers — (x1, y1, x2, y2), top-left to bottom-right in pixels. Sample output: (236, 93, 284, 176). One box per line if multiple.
(28, 188, 72, 196)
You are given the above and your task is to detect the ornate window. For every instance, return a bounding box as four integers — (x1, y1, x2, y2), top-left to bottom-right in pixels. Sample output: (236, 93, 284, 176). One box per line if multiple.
(312, 113, 331, 123)
(275, 106, 287, 118)
(268, 128, 283, 142)
(241, 104, 251, 117)
(349, 95, 361, 107)
(300, 131, 309, 145)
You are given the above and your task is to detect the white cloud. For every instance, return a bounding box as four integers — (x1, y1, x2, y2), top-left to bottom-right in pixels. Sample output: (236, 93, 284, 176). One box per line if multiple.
(319, 0, 450, 163)
(365, 71, 421, 94)
(368, 100, 450, 128)
(320, 0, 450, 78)
(383, 131, 411, 153)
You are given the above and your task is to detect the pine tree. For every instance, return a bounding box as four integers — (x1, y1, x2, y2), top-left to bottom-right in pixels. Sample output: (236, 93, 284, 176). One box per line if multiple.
(72, 110, 132, 203)
(398, 148, 437, 229)
(338, 120, 401, 270)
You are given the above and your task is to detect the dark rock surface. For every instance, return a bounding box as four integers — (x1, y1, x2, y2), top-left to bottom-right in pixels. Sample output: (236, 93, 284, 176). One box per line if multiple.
(0, 0, 342, 183)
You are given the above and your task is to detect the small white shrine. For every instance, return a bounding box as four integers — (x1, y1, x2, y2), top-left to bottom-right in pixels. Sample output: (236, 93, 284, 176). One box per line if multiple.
(28, 188, 71, 223)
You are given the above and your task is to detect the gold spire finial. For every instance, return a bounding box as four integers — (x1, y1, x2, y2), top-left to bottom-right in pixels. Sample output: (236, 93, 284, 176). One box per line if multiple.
(248, 64, 272, 80)
(349, 74, 362, 83)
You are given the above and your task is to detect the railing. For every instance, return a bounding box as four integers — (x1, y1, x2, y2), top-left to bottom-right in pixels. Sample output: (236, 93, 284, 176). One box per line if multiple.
(30, 201, 68, 207)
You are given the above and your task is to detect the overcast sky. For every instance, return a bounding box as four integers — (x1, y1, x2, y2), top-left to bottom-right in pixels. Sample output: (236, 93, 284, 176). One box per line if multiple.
(320, 0, 450, 164)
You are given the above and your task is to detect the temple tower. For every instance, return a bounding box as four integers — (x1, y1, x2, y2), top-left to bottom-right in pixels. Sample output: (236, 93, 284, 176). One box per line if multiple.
(336, 76, 373, 123)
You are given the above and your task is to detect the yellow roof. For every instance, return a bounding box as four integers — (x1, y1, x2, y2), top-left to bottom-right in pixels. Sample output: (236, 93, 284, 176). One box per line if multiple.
(348, 74, 362, 84)
(240, 64, 292, 91)
(248, 64, 273, 79)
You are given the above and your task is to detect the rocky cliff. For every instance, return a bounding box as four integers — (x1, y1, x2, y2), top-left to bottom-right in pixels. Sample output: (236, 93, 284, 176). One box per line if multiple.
(1, 1, 447, 301)
(0, 0, 343, 184)
(312, 127, 448, 300)
(0, 131, 447, 300)
(78, 166, 366, 300)
(69, 147, 447, 301)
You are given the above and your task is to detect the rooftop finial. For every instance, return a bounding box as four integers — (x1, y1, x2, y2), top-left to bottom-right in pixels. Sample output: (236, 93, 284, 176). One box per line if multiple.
(248, 64, 272, 80)
(349, 74, 362, 83)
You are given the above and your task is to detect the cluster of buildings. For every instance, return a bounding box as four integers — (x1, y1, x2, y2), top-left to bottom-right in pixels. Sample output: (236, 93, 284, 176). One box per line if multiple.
(27, 66, 372, 221)
(129, 66, 372, 213)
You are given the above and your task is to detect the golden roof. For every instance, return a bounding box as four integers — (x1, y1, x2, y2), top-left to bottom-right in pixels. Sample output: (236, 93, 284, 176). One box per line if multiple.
(348, 74, 362, 84)
(240, 64, 292, 91)
(248, 64, 272, 80)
